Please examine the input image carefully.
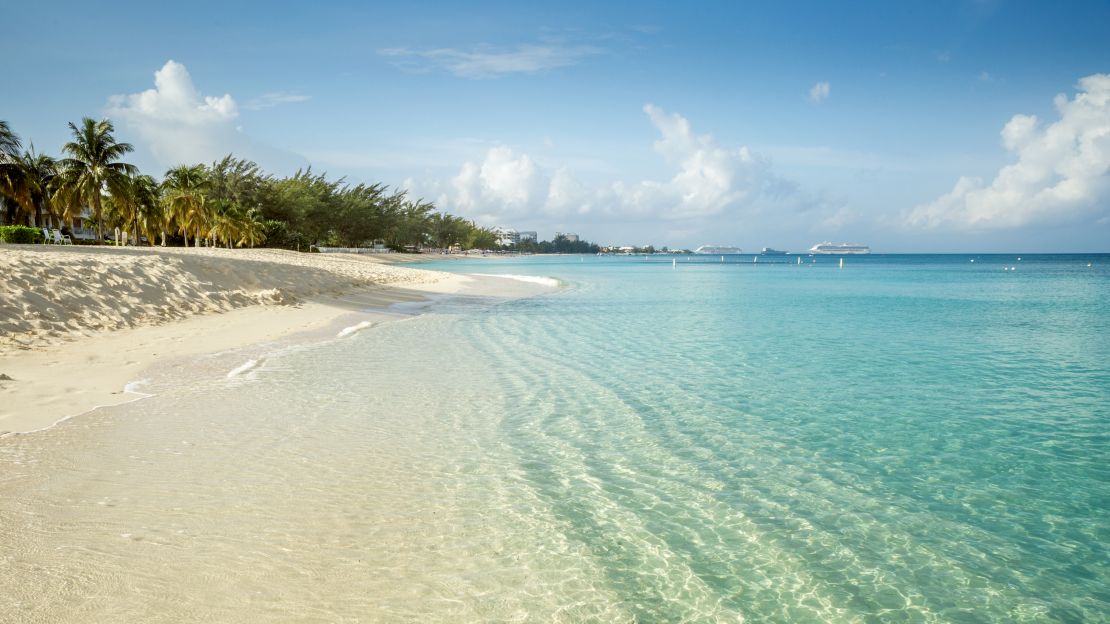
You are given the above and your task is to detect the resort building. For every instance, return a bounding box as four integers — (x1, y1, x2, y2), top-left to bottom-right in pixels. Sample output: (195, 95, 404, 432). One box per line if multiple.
(556, 232, 579, 243)
(518, 231, 537, 243)
(0, 201, 98, 239)
(69, 207, 98, 241)
(494, 227, 519, 246)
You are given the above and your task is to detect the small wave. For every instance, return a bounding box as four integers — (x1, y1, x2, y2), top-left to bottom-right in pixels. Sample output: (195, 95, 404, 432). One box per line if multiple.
(337, 320, 374, 338)
(469, 273, 560, 287)
(227, 358, 263, 378)
(123, 378, 152, 395)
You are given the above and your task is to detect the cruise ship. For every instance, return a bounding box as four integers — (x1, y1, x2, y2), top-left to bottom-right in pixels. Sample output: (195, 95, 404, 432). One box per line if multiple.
(694, 245, 743, 255)
(760, 247, 788, 255)
(808, 242, 871, 255)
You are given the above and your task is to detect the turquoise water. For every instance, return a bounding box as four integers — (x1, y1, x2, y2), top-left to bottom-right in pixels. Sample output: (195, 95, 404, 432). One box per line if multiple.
(420, 254, 1110, 622)
(2, 254, 1108, 622)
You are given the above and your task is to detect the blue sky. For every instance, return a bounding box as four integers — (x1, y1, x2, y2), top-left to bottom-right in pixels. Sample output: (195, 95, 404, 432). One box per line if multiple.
(2, 0, 1109, 251)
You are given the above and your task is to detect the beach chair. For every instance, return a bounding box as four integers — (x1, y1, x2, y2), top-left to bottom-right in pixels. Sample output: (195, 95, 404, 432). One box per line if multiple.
(42, 227, 53, 244)
(52, 229, 72, 245)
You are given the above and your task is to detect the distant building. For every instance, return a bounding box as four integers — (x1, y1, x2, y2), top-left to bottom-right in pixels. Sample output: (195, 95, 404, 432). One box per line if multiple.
(70, 207, 98, 240)
(556, 232, 580, 243)
(494, 227, 519, 246)
(518, 231, 537, 243)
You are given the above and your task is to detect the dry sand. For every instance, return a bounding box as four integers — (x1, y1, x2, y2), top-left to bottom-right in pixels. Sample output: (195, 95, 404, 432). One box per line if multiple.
(0, 246, 489, 434)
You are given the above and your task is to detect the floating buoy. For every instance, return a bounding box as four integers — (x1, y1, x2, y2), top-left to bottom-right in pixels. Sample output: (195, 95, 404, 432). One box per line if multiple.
(720, 255, 724, 263)
(672, 258, 676, 269)
(970, 259, 975, 263)
(797, 256, 802, 265)
(839, 258, 844, 269)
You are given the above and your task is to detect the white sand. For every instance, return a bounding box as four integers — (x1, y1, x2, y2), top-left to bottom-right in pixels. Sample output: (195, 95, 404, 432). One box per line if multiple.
(0, 246, 479, 434)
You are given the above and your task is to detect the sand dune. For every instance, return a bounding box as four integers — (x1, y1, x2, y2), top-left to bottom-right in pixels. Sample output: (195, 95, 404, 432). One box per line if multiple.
(0, 246, 446, 352)
(0, 246, 483, 434)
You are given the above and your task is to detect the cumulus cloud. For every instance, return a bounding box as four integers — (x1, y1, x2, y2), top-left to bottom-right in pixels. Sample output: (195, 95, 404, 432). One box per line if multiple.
(449, 145, 551, 221)
(906, 73, 1110, 229)
(612, 104, 785, 219)
(809, 81, 831, 103)
(107, 60, 307, 173)
(411, 104, 794, 227)
(379, 44, 600, 78)
(107, 60, 238, 166)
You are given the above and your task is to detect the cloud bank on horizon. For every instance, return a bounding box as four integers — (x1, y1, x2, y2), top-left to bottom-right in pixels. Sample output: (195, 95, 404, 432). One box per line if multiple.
(102, 60, 1110, 246)
(908, 74, 1110, 230)
(400, 103, 816, 238)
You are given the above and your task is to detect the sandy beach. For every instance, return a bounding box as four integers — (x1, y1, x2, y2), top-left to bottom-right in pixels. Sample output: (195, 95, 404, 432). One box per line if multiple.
(0, 246, 490, 434)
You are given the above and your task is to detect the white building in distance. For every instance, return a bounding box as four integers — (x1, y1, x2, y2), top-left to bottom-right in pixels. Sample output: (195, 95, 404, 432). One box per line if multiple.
(494, 227, 519, 246)
(556, 232, 579, 243)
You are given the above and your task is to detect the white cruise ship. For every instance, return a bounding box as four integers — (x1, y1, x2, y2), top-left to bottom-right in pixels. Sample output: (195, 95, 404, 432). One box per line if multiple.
(808, 242, 870, 255)
(694, 245, 743, 254)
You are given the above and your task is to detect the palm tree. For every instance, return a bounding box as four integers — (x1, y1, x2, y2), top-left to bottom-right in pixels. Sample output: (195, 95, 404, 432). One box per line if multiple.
(10, 148, 59, 227)
(56, 118, 136, 240)
(207, 198, 242, 248)
(0, 120, 20, 158)
(110, 174, 161, 245)
(162, 164, 208, 246)
(0, 121, 23, 224)
(238, 207, 267, 248)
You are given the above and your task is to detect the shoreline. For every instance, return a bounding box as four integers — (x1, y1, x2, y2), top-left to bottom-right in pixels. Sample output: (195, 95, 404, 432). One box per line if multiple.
(0, 246, 541, 435)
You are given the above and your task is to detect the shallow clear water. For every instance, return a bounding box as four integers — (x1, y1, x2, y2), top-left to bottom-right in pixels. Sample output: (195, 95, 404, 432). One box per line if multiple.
(2, 254, 1108, 622)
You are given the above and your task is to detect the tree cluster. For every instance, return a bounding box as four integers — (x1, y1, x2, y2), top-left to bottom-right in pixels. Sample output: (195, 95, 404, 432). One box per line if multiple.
(516, 235, 601, 254)
(0, 118, 497, 251)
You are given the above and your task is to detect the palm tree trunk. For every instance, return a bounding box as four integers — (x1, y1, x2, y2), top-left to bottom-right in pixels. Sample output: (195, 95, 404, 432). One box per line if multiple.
(93, 194, 103, 242)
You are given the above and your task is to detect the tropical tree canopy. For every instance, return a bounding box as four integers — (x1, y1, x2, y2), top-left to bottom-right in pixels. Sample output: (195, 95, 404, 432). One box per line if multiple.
(55, 118, 137, 239)
(1, 119, 501, 251)
(0, 120, 20, 158)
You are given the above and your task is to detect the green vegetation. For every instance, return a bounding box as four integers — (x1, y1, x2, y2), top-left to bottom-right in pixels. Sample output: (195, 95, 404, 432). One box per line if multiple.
(0, 225, 44, 244)
(0, 118, 497, 251)
(517, 235, 600, 254)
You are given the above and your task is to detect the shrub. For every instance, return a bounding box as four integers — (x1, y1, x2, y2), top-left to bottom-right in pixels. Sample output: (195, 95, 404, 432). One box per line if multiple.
(0, 225, 45, 244)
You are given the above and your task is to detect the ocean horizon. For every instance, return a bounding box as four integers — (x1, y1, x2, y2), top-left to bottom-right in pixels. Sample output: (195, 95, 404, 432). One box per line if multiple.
(2, 253, 1107, 622)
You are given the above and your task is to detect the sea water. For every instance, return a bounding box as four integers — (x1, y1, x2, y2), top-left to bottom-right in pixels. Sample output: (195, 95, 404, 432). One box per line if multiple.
(1, 254, 1107, 622)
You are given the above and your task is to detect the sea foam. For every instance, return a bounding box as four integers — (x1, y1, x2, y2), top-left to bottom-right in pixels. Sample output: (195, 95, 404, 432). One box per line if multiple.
(469, 273, 560, 287)
(227, 358, 263, 378)
(337, 320, 374, 338)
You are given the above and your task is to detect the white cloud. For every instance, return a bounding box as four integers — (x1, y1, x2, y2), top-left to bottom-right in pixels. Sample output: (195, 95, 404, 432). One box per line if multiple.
(615, 104, 777, 219)
(245, 91, 311, 110)
(379, 44, 600, 78)
(449, 145, 551, 221)
(809, 81, 831, 103)
(107, 60, 307, 173)
(906, 73, 1110, 229)
(408, 104, 795, 227)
